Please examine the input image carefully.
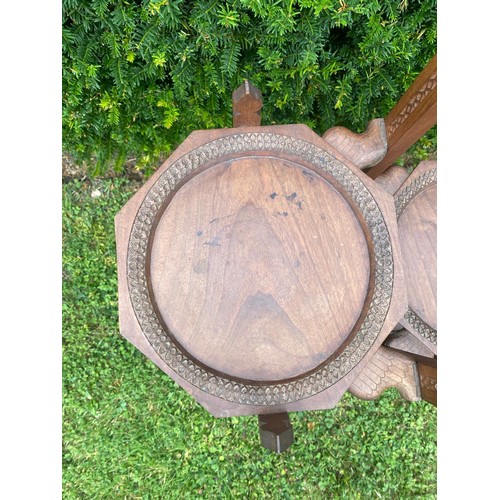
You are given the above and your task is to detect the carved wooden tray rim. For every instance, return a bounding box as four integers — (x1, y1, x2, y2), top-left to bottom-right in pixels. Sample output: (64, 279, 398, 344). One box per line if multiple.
(126, 130, 396, 406)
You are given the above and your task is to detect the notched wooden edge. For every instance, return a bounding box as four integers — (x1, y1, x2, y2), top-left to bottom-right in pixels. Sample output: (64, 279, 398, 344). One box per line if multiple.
(384, 328, 435, 358)
(232, 80, 263, 127)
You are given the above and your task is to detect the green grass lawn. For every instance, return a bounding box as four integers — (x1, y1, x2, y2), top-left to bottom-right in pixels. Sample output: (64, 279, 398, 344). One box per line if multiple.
(62, 176, 437, 499)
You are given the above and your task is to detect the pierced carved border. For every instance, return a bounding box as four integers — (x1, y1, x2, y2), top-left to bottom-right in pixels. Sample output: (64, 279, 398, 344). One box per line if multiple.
(126, 132, 394, 405)
(387, 73, 437, 136)
(396, 167, 437, 347)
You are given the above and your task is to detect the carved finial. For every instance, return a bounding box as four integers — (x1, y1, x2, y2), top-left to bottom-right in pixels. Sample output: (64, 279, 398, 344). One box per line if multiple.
(258, 412, 294, 453)
(232, 80, 263, 127)
(322, 118, 387, 170)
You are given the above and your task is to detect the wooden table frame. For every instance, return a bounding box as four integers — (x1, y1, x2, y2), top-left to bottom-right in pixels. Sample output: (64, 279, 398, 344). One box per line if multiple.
(116, 55, 437, 452)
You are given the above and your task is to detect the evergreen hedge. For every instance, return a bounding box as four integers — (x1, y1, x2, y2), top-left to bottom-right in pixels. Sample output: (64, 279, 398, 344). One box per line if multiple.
(62, 0, 436, 174)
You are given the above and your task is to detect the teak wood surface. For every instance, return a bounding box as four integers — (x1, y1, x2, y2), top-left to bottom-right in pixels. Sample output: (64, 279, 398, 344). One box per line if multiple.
(115, 124, 407, 417)
(374, 165, 410, 195)
(417, 357, 437, 406)
(150, 157, 370, 381)
(232, 80, 263, 127)
(384, 348, 437, 406)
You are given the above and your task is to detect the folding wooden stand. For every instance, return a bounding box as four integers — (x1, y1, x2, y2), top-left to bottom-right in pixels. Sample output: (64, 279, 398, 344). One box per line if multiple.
(116, 56, 437, 453)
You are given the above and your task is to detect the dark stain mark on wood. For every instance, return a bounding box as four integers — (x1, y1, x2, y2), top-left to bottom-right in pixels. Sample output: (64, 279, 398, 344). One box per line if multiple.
(210, 214, 235, 224)
(294, 260, 301, 268)
(269, 191, 304, 211)
(204, 237, 222, 247)
(320, 214, 326, 221)
(196, 230, 203, 236)
(302, 170, 314, 182)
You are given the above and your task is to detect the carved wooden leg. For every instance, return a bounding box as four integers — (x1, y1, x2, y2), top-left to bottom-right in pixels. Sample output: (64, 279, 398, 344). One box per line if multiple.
(258, 413, 295, 453)
(417, 358, 437, 406)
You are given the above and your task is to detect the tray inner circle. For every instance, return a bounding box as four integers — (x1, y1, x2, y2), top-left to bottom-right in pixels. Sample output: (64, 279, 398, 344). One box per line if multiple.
(148, 156, 371, 381)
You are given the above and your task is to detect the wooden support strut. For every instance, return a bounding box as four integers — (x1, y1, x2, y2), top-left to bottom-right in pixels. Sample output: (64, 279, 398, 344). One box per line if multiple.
(367, 54, 437, 179)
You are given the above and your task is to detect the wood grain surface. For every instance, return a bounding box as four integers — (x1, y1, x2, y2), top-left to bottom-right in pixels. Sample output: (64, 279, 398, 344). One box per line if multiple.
(374, 165, 409, 195)
(376, 347, 437, 406)
(232, 80, 263, 127)
(149, 157, 370, 381)
(399, 185, 437, 327)
(417, 359, 437, 406)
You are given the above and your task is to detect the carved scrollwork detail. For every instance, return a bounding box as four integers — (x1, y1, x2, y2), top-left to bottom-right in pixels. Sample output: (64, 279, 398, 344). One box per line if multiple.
(127, 132, 395, 405)
(387, 73, 437, 137)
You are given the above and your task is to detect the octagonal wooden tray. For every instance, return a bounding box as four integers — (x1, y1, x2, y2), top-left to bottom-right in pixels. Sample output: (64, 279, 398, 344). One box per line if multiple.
(116, 125, 406, 416)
